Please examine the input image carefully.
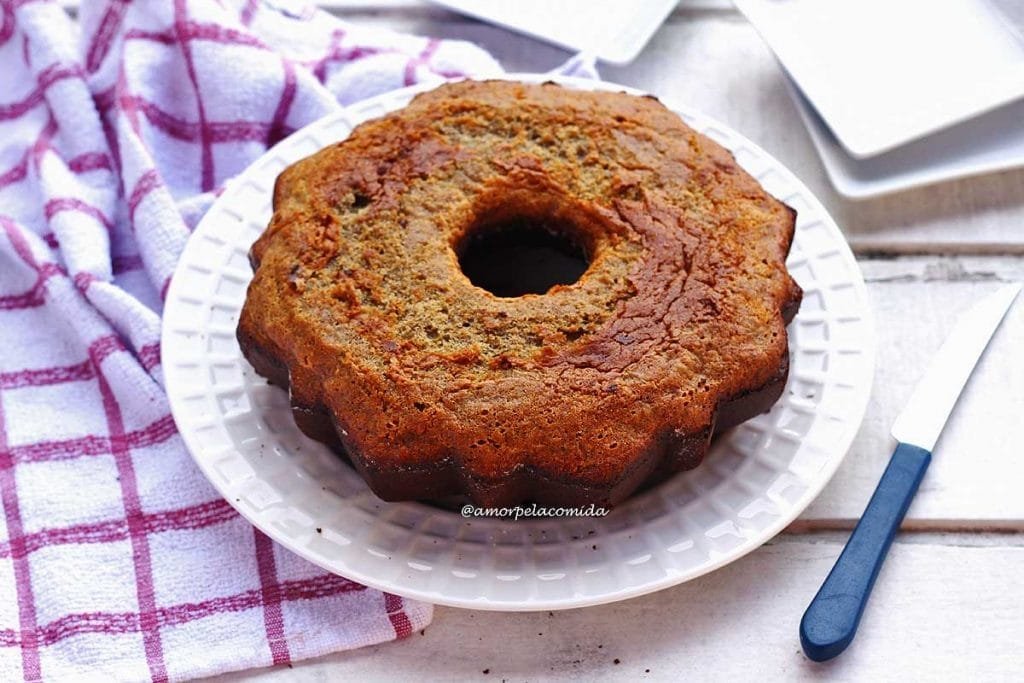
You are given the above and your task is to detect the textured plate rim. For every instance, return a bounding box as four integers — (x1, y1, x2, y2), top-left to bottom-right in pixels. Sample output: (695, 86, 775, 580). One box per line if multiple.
(162, 74, 875, 611)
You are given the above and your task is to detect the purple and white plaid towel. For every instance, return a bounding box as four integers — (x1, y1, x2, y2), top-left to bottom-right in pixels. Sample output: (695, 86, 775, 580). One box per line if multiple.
(0, 0, 596, 680)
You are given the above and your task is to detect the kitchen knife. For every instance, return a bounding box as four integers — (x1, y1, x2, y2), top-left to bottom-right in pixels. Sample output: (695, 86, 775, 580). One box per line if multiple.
(800, 282, 1023, 662)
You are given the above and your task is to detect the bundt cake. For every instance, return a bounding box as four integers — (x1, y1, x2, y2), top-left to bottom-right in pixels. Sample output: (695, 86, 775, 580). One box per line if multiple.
(237, 80, 802, 508)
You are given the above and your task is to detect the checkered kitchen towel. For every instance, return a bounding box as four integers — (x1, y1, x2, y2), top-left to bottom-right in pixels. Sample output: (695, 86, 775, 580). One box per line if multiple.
(0, 0, 570, 680)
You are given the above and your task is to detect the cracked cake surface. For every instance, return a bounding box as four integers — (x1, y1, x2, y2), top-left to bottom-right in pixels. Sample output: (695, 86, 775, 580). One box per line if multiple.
(237, 80, 802, 507)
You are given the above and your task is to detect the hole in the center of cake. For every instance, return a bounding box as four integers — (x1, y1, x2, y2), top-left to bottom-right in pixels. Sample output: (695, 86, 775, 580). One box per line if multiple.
(457, 217, 590, 297)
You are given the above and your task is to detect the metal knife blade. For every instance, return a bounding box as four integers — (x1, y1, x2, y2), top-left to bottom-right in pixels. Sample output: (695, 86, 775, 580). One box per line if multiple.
(890, 282, 1022, 451)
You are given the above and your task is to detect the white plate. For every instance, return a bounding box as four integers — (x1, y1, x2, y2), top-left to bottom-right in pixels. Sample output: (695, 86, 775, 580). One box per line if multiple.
(425, 0, 676, 65)
(162, 75, 874, 611)
(787, 76, 1024, 200)
(735, 0, 1024, 159)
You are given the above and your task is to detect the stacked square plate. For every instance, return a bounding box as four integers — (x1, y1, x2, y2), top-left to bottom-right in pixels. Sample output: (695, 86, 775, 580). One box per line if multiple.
(427, 0, 678, 65)
(735, 0, 1024, 198)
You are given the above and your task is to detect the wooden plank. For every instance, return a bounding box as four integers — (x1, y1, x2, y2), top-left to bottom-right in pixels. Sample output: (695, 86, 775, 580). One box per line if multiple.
(799, 256, 1024, 526)
(207, 534, 1024, 682)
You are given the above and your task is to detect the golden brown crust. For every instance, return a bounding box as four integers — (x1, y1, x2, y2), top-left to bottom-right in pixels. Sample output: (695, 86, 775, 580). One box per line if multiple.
(237, 80, 802, 507)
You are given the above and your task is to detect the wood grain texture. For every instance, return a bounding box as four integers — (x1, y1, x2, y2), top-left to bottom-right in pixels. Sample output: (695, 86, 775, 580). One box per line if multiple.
(210, 534, 1024, 682)
(801, 257, 1024, 525)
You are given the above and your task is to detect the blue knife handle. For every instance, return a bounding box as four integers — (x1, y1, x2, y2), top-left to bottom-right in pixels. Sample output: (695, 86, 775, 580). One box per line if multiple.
(800, 442, 932, 662)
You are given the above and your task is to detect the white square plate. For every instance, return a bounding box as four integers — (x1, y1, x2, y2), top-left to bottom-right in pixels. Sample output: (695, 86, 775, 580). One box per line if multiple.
(735, 0, 1024, 158)
(787, 76, 1024, 199)
(425, 0, 677, 65)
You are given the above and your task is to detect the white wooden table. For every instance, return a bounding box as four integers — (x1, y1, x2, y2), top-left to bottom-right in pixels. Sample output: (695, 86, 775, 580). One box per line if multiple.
(213, 2, 1024, 680)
